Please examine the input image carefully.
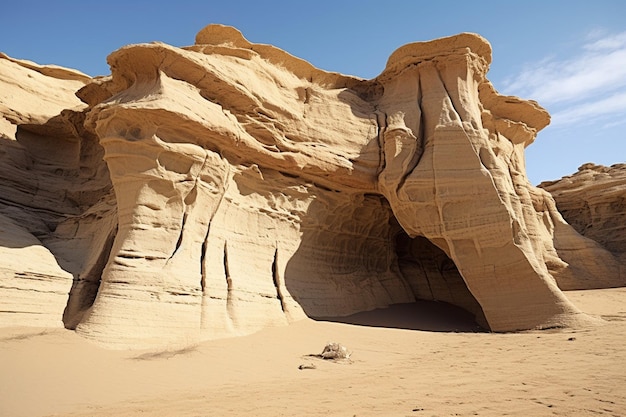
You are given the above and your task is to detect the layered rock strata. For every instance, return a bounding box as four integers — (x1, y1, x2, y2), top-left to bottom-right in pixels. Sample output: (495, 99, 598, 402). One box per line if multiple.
(0, 25, 622, 347)
(0, 54, 115, 327)
(541, 163, 626, 275)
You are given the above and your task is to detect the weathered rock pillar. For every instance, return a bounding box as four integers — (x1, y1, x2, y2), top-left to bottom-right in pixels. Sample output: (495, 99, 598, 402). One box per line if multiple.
(377, 35, 592, 331)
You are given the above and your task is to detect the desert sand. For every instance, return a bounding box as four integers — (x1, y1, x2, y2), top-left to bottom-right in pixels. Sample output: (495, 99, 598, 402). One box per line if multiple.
(2, 288, 625, 417)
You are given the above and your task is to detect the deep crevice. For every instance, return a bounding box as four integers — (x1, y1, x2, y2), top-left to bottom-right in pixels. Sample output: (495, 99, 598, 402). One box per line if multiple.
(200, 223, 210, 293)
(168, 211, 188, 261)
(271, 247, 286, 313)
(62, 224, 118, 329)
(417, 70, 426, 154)
(224, 240, 235, 322)
(433, 64, 463, 123)
(223, 240, 231, 288)
(375, 109, 387, 176)
(395, 70, 425, 191)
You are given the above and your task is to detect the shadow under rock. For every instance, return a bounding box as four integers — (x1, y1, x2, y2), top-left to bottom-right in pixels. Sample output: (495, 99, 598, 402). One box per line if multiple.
(313, 300, 487, 333)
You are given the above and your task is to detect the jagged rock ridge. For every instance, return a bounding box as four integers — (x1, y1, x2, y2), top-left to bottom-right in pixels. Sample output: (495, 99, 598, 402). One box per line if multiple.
(0, 25, 623, 348)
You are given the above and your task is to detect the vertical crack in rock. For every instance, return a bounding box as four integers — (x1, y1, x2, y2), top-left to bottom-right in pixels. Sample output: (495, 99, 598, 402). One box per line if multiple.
(394, 73, 425, 193)
(200, 225, 209, 293)
(272, 246, 286, 313)
(381, 118, 423, 196)
(199, 221, 210, 330)
(62, 224, 118, 329)
(223, 240, 234, 322)
(434, 62, 465, 128)
(375, 109, 388, 176)
(223, 242, 231, 286)
(168, 211, 188, 262)
(199, 154, 230, 290)
(167, 184, 193, 265)
(199, 153, 231, 326)
(416, 73, 426, 156)
(166, 149, 205, 265)
(196, 175, 212, 329)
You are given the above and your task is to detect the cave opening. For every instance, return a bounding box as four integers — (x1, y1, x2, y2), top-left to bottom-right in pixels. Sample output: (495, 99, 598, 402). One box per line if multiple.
(388, 221, 488, 332)
(312, 214, 488, 332)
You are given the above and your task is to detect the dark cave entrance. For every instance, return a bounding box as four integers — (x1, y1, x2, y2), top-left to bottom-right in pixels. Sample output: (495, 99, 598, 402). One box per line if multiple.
(389, 223, 488, 331)
(282, 190, 488, 332)
(313, 215, 488, 332)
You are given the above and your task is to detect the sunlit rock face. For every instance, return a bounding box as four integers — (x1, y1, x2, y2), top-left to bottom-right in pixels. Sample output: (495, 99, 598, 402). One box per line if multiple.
(1, 25, 621, 348)
(540, 163, 626, 284)
(373, 35, 623, 331)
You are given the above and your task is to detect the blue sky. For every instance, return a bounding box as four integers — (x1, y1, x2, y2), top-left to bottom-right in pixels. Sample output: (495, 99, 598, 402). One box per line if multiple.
(2, 0, 625, 184)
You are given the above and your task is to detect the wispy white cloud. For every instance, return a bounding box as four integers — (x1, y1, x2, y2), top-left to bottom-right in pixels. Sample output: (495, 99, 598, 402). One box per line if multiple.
(550, 91, 626, 127)
(584, 31, 626, 51)
(599, 118, 626, 130)
(502, 30, 626, 130)
(504, 34, 626, 105)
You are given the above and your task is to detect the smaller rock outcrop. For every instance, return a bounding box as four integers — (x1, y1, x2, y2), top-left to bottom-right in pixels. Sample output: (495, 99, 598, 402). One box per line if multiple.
(541, 163, 626, 275)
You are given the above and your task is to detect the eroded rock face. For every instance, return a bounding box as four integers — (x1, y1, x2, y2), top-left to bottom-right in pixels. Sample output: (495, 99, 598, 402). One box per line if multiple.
(0, 54, 115, 327)
(1, 25, 622, 347)
(540, 163, 626, 275)
(373, 37, 623, 330)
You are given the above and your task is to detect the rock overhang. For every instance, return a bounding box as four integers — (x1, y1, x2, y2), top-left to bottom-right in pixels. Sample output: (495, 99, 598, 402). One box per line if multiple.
(0, 24, 621, 348)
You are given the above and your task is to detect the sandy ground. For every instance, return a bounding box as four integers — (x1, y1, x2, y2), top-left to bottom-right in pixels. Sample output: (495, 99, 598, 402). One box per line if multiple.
(1, 288, 626, 417)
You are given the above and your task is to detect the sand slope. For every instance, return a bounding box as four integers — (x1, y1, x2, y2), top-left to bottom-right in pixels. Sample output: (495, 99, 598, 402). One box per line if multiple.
(1, 288, 625, 417)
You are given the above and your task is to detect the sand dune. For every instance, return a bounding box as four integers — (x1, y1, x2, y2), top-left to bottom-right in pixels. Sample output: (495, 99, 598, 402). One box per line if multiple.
(2, 288, 625, 417)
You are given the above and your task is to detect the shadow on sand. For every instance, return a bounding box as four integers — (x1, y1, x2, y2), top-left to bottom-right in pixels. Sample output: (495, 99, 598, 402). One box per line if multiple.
(313, 300, 487, 333)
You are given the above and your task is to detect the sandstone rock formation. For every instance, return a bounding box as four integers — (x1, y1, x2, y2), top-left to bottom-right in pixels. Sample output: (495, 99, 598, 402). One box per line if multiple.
(541, 163, 626, 274)
(0, 53, 115, 328)
(0, 25, 623, 348)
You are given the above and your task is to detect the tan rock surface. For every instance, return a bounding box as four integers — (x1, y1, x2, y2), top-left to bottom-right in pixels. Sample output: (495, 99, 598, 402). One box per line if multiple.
(541, 163, 626, 279)
(0, 25, 623, 348)
(0, 53, 114, 327)
(375, 35, 583, 332)
(0, 53, 89, 139)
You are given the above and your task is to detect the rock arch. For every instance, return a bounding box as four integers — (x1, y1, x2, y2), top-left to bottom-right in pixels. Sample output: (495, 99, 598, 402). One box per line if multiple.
(2, 25, 622, 348)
